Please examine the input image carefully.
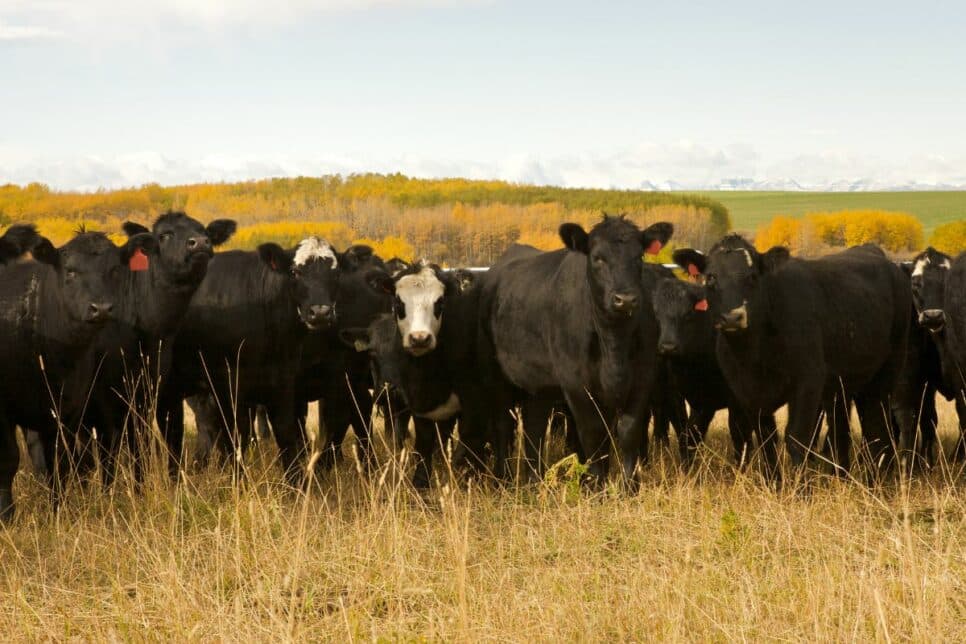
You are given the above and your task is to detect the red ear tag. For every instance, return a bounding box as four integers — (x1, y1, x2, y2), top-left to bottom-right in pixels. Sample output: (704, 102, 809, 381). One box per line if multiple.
(271, 259, 277, 271)
(687, 263, 700, 278)
(646, 240, 663, 255)
(694, 299, 709, 312)
(129, 248, 149, 272)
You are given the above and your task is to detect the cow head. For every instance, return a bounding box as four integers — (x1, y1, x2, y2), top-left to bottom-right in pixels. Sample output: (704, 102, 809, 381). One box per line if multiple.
(905, 246, 953, 332)
(374, 260, 470, 356)
(0, 224, 46, 265)
(122, 211, 236, 285)
(559, 215, 673, 319)
(258, 236, 341, 331)
(651, 276, 711, 356)
(331, 245, 395, 331)
(340, 314, 405, 398)
(674, 235, 790, 334)
(32, 231, 158, 325)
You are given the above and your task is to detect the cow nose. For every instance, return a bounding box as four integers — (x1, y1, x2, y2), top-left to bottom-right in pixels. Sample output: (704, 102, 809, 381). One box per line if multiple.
(408, 331, 433, 349)
(920, 309, 946, 329)
(658, 340, 678, 355)
(187, 236, 212, 251)
(86, 302, 113, 322)
(612, 293, 639, 312)
(717, 309, 747, 331)
(307, 304, 336, 325)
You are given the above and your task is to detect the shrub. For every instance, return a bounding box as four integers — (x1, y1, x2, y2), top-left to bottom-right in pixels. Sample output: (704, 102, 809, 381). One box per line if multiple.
(929, 221, 966, 255)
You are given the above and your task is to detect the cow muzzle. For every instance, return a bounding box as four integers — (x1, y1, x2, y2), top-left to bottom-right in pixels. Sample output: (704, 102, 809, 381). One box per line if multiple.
(919, 309, 946, 332)
(716, 303, 748, 332)
(85, 302, 114, 324)
(611, 292, 639, 315)
(405, 331, 436, 356)
(300, 304, 337, 330)
(658, 340, 679, 355)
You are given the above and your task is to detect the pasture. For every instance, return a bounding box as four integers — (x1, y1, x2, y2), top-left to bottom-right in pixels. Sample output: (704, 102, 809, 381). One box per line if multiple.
(1, 403, 964, 640)
(694, 190, 966, 236)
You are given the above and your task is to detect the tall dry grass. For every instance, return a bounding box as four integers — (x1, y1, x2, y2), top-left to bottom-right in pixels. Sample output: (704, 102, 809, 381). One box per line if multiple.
(1, 402, 965, 640)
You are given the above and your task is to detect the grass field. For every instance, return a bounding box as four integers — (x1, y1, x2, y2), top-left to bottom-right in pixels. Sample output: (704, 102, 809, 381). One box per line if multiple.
(692, 191, 966, 236)
(1, 403, 965, 640)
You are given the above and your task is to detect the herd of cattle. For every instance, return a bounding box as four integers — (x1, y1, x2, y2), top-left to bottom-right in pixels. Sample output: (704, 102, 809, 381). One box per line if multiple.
(0, 211, 964, 519)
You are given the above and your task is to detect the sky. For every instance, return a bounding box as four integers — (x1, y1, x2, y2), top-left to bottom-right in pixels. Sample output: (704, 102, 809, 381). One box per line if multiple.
(1, 0, 965, 191)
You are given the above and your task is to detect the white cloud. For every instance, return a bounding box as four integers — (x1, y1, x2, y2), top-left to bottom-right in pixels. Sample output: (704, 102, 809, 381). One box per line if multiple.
(0, 21, 62, 41)
(3, 144, 966, 192)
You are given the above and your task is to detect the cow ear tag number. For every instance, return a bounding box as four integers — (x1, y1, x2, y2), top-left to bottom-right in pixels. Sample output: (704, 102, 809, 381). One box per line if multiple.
(129, 248, 149, 272)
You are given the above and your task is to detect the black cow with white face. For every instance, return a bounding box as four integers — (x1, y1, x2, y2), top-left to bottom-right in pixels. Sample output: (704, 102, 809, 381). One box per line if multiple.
(898, 247, 966, 463)
(158, 236, 342, 484)
(0, 230, 157, 517)
(675, 236, 911, 479)
(652, 265, 778, 468)
(478, 216, 672, 486)
(342, 261, 486, 488)
(0, 224, 45, 265)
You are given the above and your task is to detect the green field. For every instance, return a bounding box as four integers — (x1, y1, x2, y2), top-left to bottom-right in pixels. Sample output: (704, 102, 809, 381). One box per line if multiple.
(692, 191, 966, 236)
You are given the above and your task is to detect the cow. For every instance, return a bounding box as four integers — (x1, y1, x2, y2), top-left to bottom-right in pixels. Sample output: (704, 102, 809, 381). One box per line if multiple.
(674, 236, 911, 480)
(0, 230, 157, 518)
(0, 224, 46, 265)
(477, 216, 673, 486)
(899, 247, 966, 464)
(157, 236, 343, 485)
(651, 266, 778, 469)
(341, 261, 488, 488)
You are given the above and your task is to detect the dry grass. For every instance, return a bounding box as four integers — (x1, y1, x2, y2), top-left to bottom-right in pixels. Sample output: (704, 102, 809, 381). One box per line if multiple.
(2, 403, 966, 641)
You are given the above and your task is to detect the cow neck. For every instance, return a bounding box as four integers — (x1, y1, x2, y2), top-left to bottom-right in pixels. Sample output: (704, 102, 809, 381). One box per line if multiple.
(589, 288, 637, 404)
(122, 263, 202, 340)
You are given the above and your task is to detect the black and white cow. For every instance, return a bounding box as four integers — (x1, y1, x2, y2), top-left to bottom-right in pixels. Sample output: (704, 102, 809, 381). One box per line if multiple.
(478, 216, 673, 486)
(652, 265, 778, 468)
(158, 236, 341, 484)
(898, 247, 966, 463)
(342, 261, 487, 487)
(0, 230, 157, 517)
(674, 236, 911, 478)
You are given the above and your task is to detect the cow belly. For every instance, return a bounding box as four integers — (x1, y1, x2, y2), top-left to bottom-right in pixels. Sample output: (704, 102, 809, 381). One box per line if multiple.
(419, 393, 461, 421)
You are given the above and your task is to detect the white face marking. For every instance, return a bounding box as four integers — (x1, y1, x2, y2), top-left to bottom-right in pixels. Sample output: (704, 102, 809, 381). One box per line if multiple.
(420, 393, 461, 421)
(395, 266, 445, 355)
(293, 236, 337, 267)
(740, 249, 753, 267)
(912, 258, 928, 277)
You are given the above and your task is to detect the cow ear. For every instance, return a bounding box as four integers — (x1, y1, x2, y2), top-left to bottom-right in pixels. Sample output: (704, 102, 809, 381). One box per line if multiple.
(672, 249, 706, 277)
(341, 245, 374, 270)
(559, 223, 589, 254)
(385, 257, 412, 278)
(206, 219, 237, 247)
(0, 224, 45, 263)
(31, 238, 61, 270)
(258, 243, 294, 273)
(365, 269, 395, 295)
(120, 232, 160, 268)
(641, 222, 674, 255)
(338, 328, 372, 352)
(760, 246, 790, 273)
(122, 221, 150, 238)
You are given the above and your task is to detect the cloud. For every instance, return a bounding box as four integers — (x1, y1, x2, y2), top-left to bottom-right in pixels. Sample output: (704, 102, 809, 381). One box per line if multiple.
(0, 21, 62, 41)
(4, 144, 966, 193)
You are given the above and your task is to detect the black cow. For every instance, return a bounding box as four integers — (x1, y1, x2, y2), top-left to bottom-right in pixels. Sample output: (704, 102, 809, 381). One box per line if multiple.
(0, 230, 157, 517)
(342, 261, 487, 488)
(900, 247, 966, 463)
(675, 236, 911, 478)
(61, 213, 236, 484)
(0, 224, 45, 265)
(157, 236, 342, 484)
(652, 268, 778, 468)
(478, 216, 673, 486)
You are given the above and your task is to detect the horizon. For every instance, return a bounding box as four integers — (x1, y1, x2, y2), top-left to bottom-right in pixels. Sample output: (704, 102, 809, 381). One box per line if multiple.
(2, 1, 966, 191)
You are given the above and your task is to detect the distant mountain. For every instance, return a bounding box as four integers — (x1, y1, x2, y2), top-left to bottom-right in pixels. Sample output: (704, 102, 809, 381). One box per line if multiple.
(648, 177, 966, 192)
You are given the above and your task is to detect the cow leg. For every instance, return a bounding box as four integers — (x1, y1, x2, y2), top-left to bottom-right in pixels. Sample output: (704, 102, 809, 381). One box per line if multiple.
(785, 383, 824, 476)
(563, 391, 609, 483)
(346, 380, 376, 470)
(266, 392, 307, 488)
(680, 406, 714, 469)
(520, 397, 554, 481)
(756, 412, 781, 483)
(856, 394, 895, 478)
(411, 416, 457, 489)
(917, 388, 938, 469)
(157, 381, 186, 479)
(726, 407, 753, 469)
(824, 395, 852, 477)
(0, 417, 18, 521)
(255, 405, 272, 442)
(953, 394, 966, 463)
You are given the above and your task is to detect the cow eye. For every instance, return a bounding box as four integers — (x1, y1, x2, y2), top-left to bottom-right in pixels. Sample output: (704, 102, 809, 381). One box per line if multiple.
(159, 232, 173, 242)
(291, 267, 302, 279)
(433, 298, 444, 318)
(394, 296, 406, 319)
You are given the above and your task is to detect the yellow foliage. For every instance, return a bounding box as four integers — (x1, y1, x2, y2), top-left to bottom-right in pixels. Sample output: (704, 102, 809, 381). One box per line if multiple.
(756, 210, 924, 255)
(929, 221, 966, 255)
(351, 236, 414, 262)
(33, 217, 126, 246)
(224, 221, 356, 251)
